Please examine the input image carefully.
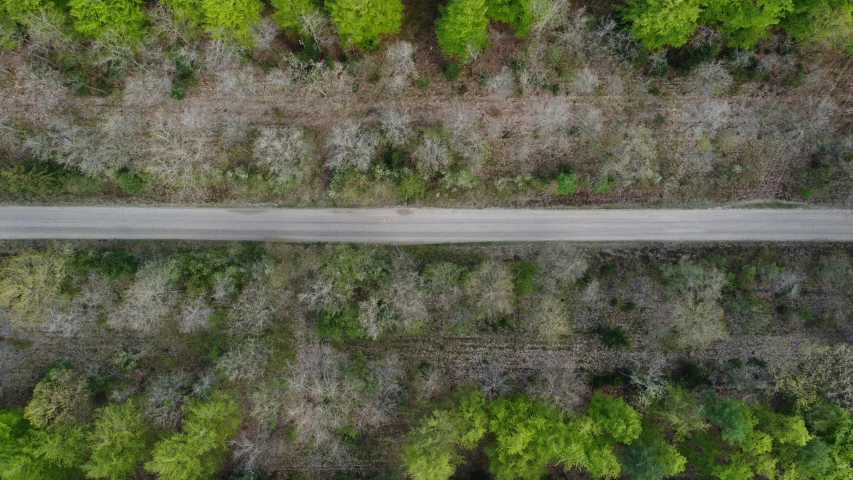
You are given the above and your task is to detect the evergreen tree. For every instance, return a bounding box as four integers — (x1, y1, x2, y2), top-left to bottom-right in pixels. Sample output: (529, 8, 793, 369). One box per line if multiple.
(145, 391, 240, 480)
(435, 0, 489, 61)
(325, 0, 403, 50)
(83, 400, 149, 480)
(67, 0, 147, 40)
(622, 0, 703, 50)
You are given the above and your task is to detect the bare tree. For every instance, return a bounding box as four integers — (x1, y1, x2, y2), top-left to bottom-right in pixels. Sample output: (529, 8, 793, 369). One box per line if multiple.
(528, 354, 587, 412)
(145, 371, 191, 428)
(382, 41, 417, 92)
(109, 261, 178, 333)
(253, 126, 313, 185)
(413, 132, 452, 175)
(326, 122, 380, 172)
(379, 108, 412, 147)
(466, 260, 514, 323)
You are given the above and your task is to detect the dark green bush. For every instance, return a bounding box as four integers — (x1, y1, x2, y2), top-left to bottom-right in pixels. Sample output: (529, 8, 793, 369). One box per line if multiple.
(442, 62, 462, 81)
(595, 325, 631, 350)
(116, 171, 146, 196)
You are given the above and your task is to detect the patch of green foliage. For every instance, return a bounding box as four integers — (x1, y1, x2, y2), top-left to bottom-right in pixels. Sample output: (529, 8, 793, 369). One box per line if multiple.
(436, 0, 489, 61)
(325, 0, 403, 50)
(485, 0, 533, 36)
(68, 0, 147, 40)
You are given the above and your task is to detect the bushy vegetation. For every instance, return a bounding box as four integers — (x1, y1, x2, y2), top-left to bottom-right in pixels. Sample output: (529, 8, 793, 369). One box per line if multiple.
(0, 0, 850, 207)
(0, 241, 852, 477)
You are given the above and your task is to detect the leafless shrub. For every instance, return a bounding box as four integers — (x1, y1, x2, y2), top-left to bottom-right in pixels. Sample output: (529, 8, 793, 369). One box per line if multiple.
(689, 61, 733, 95)
(298, 11, 335, 49)
(217, 338, 272, 382)
(570, 67, 600, 95)
(203, 39, 245, 71)
(775, 343, 853, 410)
(382, 41, 416, 92)
(147, 107, 218, 187)
(628, 355, 668, 408)
(466, 260, 514, 323)
(530, 0, 569, 34)
(416, 364, 449, 399)
(577, 107, 604, 139)
(679, 100, 731, 139)
(326, 122, 380, 172)
(14, 65, 68, 117)
(666, 299, 727, 350)
(528, 355, 587, 412)
(446, 103, 487, 168)
(251, 17, 279, 52)
(145, 371, 191, 428)
(109, 261, 178, 333)
(253, 126, 313, 185)
(760, 265, 802, 299)
(689, 26, 721, 47)
(20, 8, 74, 54)
(596, 16, 640, 65)
(281, 344, 401, 460)
(24, 118, 101, 175)
(178, 297, 213, 333)
(385, 269, 428, 331)
(379, 108, 412, 147)
(249, 383, 285, 430)
(606, 74, 624, 95)
(536, 245, 589, 294)
(228, 284, 275, 336)
(603, 124, 661, 187)
(528, 296, 571, 344)
(148, 4, 193, 44)
(356, 355, 404, 428)
(422, 262, 465, 312)
(231, 431, 271, 474)
(220, 116, 251, 148)
(215, 66, 257, 101)
(530, 98, 572, 142)
(480, 357, 513, 399)
(414, 132, 452, 175)
(43, 273, 116, 337)
(486, 66, 515, 99)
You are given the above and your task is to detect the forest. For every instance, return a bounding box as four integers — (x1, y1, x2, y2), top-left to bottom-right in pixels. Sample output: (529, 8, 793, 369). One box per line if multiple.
(0, 0, 851, 207)
(1, 241, 853, 478)
(2, 0, 853, 478)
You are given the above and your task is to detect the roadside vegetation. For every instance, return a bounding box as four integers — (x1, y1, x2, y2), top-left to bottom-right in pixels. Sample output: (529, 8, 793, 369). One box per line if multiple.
(0, 0, 851, 206)
(2, 240, 853, 478)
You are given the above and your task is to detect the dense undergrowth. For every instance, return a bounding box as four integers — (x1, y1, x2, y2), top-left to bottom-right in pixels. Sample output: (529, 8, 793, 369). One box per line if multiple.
(0, 0, 851, 206)
(1, 241, 853, 478)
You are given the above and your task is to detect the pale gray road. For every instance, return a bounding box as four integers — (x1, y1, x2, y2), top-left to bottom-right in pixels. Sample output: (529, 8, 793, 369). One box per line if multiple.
(0, 207, 852, 243)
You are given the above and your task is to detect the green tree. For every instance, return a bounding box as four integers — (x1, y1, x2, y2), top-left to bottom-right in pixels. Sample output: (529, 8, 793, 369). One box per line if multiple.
(619, 435, 686, 480)
(435, 0, 489, 61)
(401, 390, 487, 480)
(67, 0, 147, 40)
(145, 390, 240, 480)
(0, 408, 86, 480)
(485, 395, 564, 480)
(587, 394, 643, 445)
(83, 400, 149, 480)
(161, 0, 206, 25)
(24, 368, 90, 429)
(401, 410, 463, 480)
(703, 394, 755, 445)
(485, 0, 533, 36)
(325, 0, 403, 50)
(701, 0, 794, 47)
(622, 0, 703, 50)
(28, 423, 89, 470)
(0, 249, 70, 325)
(271, 0, 322, 32)
(201, 0, 264, 46)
